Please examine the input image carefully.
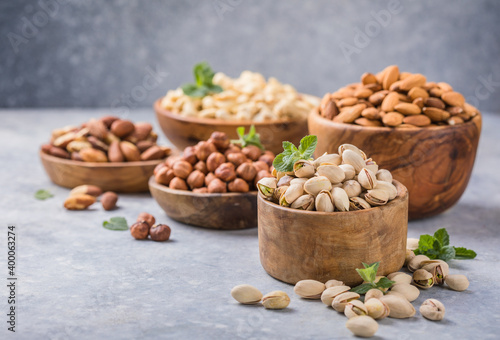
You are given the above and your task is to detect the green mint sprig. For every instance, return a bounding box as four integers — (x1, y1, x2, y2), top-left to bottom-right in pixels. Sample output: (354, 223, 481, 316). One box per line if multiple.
(181, 62, 223, 98)
(272, 135, 317, 173)
(413, 228, 476, 261)
(34, 189, 53, 200)
(103, 217, 128, 231)
(230, 125, 264, 150)
(350, 262, 395, 294)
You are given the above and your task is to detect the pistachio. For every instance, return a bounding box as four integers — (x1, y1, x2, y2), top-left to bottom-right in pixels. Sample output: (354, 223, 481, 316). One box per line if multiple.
(445, 274, 469, 291)
(325, 279, 345, 288)
(316, 164, 345, 184)
(338, 144, 367, 160)
(341, 149, 366, 173)
(315, 190, 334, 212)
(332, 292, 360, 312)
(420, 299, 445, 321)
(376, 169, 393, 182)
(345, 316, 378, 338)
(342, 180, 362, 198)
(407, 255, 430, 272)
(331, 187, 350, 211)
(231, 284, 263, 304)
(313, 152, 342, 168)
(345, 300, 368, 319)
(412, 269, 434, 289)
(304, 176, 332, 196)
(357, 168, 378, 190)
(339, 164, 356, 180)
(262, 291, 290, 309)
(374, 181, 398, 200)
(294, 279, 326, 299)
(293, 160, 316, 178)
(421, 260, 449, 285)
(320, 286, 350, 306)
(365, 159, 379, 174)
(364, 188, 389, 206)
(257, 177, 277, 199)
(379, 294, 416, 318)
(290, 177, 308, 186)
(406, 238, 420, 250)
(364, 298, 390, 320)
(349, 197, 372, 210)
(277, 175, 294, 187)
(390, 284, 420, 302)
(387, 273, 412, 285)
(273, 185, 288, 202)
(364, 289, 384, 302)
(290, 194, 315, 210)
(279, 184, 304, 206)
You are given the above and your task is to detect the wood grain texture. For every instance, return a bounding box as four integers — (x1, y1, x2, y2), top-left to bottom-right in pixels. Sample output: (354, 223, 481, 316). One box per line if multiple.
(258, 180, 408, 286)
(149, 177, 257, 229)
(154, 99, 310, 154)
(308, 108, 482, 219)
(40, 151, 162, 192)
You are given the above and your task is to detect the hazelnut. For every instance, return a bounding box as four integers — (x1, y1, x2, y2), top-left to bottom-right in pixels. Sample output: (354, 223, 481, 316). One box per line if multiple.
(258, 154, 274, 167)
(101, 191, 118, 211)
(205, 172, 216, 186)
(253, 161, 269, 173)
(206, 152, 226, 172)
(187, 170, 206, 189)
(192, 187, 208, 194)
(154, 162, 167, 175)
(242, 145, 262, 161)
(155, 167, 175, 186)
(172, 160, 193, 179)
(165, 156, 181, 168)
(228, 178, 250, 193)
(182, 146, 198, 165)
(208, 178, 227, 193)
(195, 141, 217, 161)
(194, 161, 208, 174)
(236, 162, 257, 181)
(149, 224, 171, 242)
(169, 177, 188, 190)
(227, 152, 247, 167)
(137, 212, 155, 227)
(254, 170, 273, 187)
(224, 144, 241, 157)
(215, 162, 237, 182)
(130, 221, 149, 240)
(208, 131, 230, 150)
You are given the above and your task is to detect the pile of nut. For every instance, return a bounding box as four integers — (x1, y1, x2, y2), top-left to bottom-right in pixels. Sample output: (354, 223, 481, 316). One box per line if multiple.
(155, 131, 275, 193)
(130, 212, 171, 242)
(231, 285, 290, 310)
(319, 65, 480, 127)
(257, 144, 397, 211)
(41, 116, 171, 162)
(161, 71, 316, 121)
(63, 184, 118, 211)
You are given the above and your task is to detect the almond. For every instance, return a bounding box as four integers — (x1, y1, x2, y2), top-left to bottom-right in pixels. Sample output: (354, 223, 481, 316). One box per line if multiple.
(394, 103, 421, 115)
(399, 72, 412, 80)
(99, 116, 120, 128)
(403, 115, 431, 127)
(70, 185, 102, 197)
(136, 140, 155, 153)
(381, 92, 400, 112)
(333, 103, 365, 123)
(441, 91, 465, 107)
(361, 107, 380, 120)
(446, 106, 464, 116)
(437, 82, 453, 92)
(66, 140, 92, 153)
(87, 136, 109, 152)
(361, 73, 377, 85)
(408, 87, 429, 101)
(119, 141, 141, 162)
(354, 88, 372, 99)
(80, 148, 108, 162)
(111, 120, 135, 138)
(41, 144, 52, 154)
(101, 191, 118, 211)
(382, 65, 399, 90)
(382, 112, 404, 127)
(129, 122, 153, 141)
(447, 116, 464, 125)
(140, 145, 166, 161)
(108, 141, 124, 162)
(49, 146, 70, 159)
(424, 97, 446, 110)
(389, 80, 403, 91)
(368, 90, 388, 105)
(87, 119, 108, 140)
(423, 107, 451, 122)
(354, 118, 383, 127)
(53, 132, 76, 148)
(338, 97, 358, 107)
(429, 87, 445, 98)
(364, 83, 382, 92)
(463, 103, 479, 116)
(413, 97, 424, 109)
(398, 73, 426, 91)
(71, 152, 84, 161)
(64, 194, 96, 210)
(321, 99, 338, 120)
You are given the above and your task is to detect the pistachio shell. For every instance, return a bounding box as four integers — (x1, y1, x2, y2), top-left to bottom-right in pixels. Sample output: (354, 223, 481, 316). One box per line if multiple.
(390, 284, 420, 302)
(445, 274, 469, 291)
(364, 289, 384, 302)
(277, 175, 294, 187)
(290, 177, 308, 186)
(231, 284, 263, 304)
(317, 164, 345, 184)
(262, 291, 290, 309)
(387, 273, 412, 285)
(331, 187, 350, 211)
(376, 169, 393, 182)
(405, 249, 415, 266)
(375, 181, 398, 200)
(345, 315, 378, 338)
(257, 177, 277, 199)
(342, 149, 366, 173)
(293, 160, 315, 178)
(338, 144, 367, 160)
(421, 260, 450, 285)
(412, 269, 434, 289)
(342, 180, 362, 198)
(320, 286, 351, 306)
(358, 168, 378, 190)
(365, 298, 390, 320)
(364, 188, 389, 206)
(365, 159, 379, 174)
(315, 190, 334, 212)
(314, 152, 342, 167)
(332, 292, 360, 312)
(344, 299, 368, 319)
(279, 184, 304, 206)
(294, 279, 326, 299)
(339, 164, 356, 180)
(406, 238, 419, 250)
(273, 185, 288, 202)
(304, 176, 332, 196)
(379, 294, 416, 319)
(408, 255, 430, 272)
(325, 279, 345, 288)
(349, 197, 371, 210)
(420, 299, 445, 321)
(290, 194, 315, 210)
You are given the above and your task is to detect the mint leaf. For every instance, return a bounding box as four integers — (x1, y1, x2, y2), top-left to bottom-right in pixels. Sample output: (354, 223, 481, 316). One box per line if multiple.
(434, 228, 450, 247)
(282, 141, 298, 153)
(417, 234, 435, 252)
(231, 125, 264, 150)
(272, 135, 317, 174)
(35, 189, 54, 200)
(376, 277, 395, 289)
(356, 267, 375, 283)
(454, 247, 477, 259)
(439, 246, 456, 262)
(298, 135, 317, 160)
(350, 283, 375, 295)
(182, 62, 222, 98)
(103, 217, 128, 231)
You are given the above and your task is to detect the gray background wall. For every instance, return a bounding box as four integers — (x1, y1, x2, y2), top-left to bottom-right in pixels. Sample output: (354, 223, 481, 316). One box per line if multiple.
(1, 0, 499, 113)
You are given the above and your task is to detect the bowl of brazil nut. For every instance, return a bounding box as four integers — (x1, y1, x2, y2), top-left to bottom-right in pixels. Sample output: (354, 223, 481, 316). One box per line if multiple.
(40, 116, 171, 193)
(155, 62, 319, 155)
(308, 65, 482, 219)
(257, 139, 408, 286)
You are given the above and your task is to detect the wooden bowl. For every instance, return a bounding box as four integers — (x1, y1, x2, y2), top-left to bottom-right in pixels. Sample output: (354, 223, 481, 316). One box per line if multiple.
(154, 97, 317, 155)
(308, 108, 482, 220)
(149, 177, 257, 229)
(40, 151, 163, 192)
(258, 180, 408, 286)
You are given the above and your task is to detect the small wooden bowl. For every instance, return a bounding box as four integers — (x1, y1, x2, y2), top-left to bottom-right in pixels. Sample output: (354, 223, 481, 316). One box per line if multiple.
(40, 151, 163, 192)
(149, 177, 257, 229)
(154, 97, 317, 155)
(308, 108, 482, 219)
(258, 180, 408, 286)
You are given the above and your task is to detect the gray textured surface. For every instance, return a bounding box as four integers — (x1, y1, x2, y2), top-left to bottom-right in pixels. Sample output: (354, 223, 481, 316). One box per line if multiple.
(1, 0, 500, 112)
(0, 109, 499, 339)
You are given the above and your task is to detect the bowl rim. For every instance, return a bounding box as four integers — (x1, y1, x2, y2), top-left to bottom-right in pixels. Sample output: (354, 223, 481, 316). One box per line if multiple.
(309, 107, 482, 132)
(40, 150, 164, 168)
(153, 95, 319, 126)
(148, 176, 258, 197)
(258, 179, 408, 216)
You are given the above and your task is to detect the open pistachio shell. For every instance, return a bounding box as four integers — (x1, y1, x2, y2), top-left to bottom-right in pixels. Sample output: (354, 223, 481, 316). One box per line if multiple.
(279, 184, 304, 206)
(365, 298, 390, 320)
(304, 176, 332, 196)
(364, 289, 384, 302)
(294, 279, 326, 299)
(420, 299, 445, 321)
(358, 168, 377, 190)
(349, 197, 371, 211)
(277, 175, 294, 187)
(332, 292, 360, 312)
(320, 286, 351, 306)
(341, 149, 366, 173)
(376, 169, 393, 182)
(315, 190, 334, 212)
(262, 291, 290, 309)
(344, 299, 368, 319)
(364, 188, 389, 206)
(293, 160, 315, 178)
(339, 164, 356, 180)
(412, 269, 435, 289)
(343, 180, 362, 198)
(379, 294, 416, 319)
(257, 177, 277, 199)
(407, 254, 430, 272)
(338, 144, 367, 160)
(313, 152, 342, 168)
(273, 185, 288, 203)
(374, 181, 398, 200)
(421, 260, 450, 285)
(291, 194, 315, 210)
(332, 187, 350, 211)
(325, 279, 346, 289)
(365, 158, 379, 173)
(317, 164, 345, 184)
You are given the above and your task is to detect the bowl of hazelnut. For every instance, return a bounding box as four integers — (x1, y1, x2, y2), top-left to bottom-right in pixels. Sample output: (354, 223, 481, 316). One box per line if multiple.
(40, 116, 171, 193)
(149, 130, 275, 229)
(154, 62, 319, 155)
(308, 65, 482, 219)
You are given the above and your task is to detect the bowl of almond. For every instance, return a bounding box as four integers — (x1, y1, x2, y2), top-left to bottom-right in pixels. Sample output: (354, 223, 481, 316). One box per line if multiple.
(40, 116, 171, 192)
(308, 65, 482, 219)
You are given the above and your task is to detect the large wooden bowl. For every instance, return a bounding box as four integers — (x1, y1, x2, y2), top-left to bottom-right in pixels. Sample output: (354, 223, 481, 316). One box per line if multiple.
(258, 180, 408, 286)
(149, 177, 257, 229)
(154, 97, 317, 154)
(308, 108, 482, 219)
(40, 151, 163, 192)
